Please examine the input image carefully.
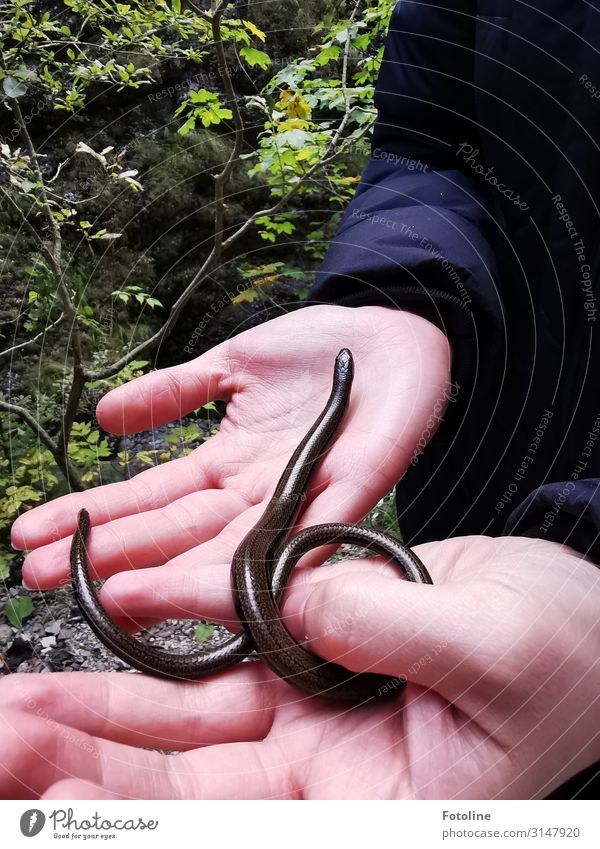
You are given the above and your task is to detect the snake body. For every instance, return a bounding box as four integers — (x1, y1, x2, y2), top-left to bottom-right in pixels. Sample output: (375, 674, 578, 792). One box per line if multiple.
(71, 349, 432, 701)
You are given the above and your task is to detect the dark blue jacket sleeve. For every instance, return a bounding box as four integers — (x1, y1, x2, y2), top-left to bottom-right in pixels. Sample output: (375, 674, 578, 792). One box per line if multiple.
(505, 480, 600, 561)
(309, 2, 600, 565)
(310, 0, 504, 385)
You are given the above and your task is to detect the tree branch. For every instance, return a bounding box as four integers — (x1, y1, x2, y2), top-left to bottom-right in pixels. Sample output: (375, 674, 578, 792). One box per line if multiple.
(211, 0, 245, 255)
(0, 313, 64, 359)
(11, 99, 61, 264)
(11, 98, 86, 477)
(87, 0, 367, 382)
(0, 399, 84, 491)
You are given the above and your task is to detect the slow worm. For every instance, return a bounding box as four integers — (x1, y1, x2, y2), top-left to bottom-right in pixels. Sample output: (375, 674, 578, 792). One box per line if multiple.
(70, 349, 433, 701)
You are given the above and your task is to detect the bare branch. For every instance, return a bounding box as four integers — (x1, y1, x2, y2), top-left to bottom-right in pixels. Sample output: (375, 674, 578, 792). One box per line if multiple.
(11, 99, 86, 453)
(0, 313, 64, 359)
(10, 99, 61, 263)
(88, 0, 368, 381)
(211, 0, 245, 254)
(0, 185, 57, 269)
(0, 399, 84, 491)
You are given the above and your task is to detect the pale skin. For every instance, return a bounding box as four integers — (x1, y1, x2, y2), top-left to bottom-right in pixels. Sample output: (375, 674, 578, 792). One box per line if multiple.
(4, 305, 600, 799)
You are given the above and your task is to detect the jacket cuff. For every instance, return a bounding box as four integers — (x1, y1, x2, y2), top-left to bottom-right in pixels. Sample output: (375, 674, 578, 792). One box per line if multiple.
(504, 480, 600, 562)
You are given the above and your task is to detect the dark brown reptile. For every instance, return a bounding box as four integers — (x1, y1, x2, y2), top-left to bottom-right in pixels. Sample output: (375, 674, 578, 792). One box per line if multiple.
(70, 349, 433, 702)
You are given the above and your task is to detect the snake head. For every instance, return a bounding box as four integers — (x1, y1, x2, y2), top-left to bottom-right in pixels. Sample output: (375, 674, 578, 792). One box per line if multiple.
(336, 348, 354, 376)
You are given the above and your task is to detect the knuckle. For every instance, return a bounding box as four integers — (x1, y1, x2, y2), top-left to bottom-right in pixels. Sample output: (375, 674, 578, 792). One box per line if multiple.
(311, 579, 367, 655)
(0, 674, 53, 715)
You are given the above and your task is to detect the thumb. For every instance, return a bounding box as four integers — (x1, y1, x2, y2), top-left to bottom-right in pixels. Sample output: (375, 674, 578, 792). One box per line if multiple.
(281, 559, 484, 702)
(96, 342, 230, 435)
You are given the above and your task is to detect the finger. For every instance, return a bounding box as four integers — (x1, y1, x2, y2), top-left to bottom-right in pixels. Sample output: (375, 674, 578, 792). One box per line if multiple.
(96, 343, 230, 435)
(21, 487, 245, 590)
(0, 687, 294, 800)
(0, 707, 173, 800)
(42, 779, 121, 800)
(91, 504, 265, 632)
(97, 502, 415, 631)
(1, 664, 278, 750)
(280, 554, 479, 703)
(12, 437, 223, 552)
(99, 545, 236, 631)
(96, 496, 339, 630)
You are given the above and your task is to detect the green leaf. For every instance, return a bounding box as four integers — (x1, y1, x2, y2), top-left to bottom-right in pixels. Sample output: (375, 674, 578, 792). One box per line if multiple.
(0, 554, 11, 582)
(199, 104, 232, 128)
(189, 88, 216, 104)
(178, 116, 196, 136)
(276, 128, 311, 149)
(239, 47, 271, 70)
(5, 596, 33, 628)
(315, 45, 340, 66)
(243, 20, 266, 42)
(91, 232, 121, 240)
(232, 289, 259, 304)
(195, 622, 214, 644)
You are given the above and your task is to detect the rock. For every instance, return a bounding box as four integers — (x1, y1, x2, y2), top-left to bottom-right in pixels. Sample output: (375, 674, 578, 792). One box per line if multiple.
(0, 624, 13, 646)
(44, 620, 62, 635)
(46, 648, 74, 671)
(40, 636, 57, 649)
(4, 636, 33, 671)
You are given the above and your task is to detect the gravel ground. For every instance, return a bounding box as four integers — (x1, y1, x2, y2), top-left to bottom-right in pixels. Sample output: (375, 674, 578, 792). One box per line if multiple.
(0, 583, 230, 677)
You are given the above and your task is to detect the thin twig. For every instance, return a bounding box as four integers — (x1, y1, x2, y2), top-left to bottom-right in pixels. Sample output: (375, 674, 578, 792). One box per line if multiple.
(211, 0, 245, 255)
(12, 98, 87, 479)
(88, 0, 368, 381)
(0, 185, 58, 269)
(0, 399, 84, 490)
(0, 313, 64, 359)
(11, 99, 61, 263)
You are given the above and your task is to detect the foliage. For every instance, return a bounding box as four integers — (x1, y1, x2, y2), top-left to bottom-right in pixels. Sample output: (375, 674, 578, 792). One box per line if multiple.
(0, 0, 396, 574)
(0, 442, 58, 538)
(194, 622, 214, 644)
(67, 421, 112, 483)
(117, 422, 202, 471)
(4, 594, 33, 628)
(365, 490, 402, 538)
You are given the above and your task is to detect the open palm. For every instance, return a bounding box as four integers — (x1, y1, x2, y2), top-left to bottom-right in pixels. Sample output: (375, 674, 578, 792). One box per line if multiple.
(1, 535, 598, 799)
(12, 304, 449, 634)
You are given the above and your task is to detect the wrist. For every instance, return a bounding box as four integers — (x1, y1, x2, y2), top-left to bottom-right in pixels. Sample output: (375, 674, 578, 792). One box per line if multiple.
(355, 304, 451, 372)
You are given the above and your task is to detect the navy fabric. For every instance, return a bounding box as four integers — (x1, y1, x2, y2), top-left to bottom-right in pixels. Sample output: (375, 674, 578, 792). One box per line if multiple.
(310, 0, 600, 560)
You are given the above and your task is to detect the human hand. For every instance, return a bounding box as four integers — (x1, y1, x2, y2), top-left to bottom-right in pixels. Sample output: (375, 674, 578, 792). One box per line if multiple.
(1, 535, 597, 799)
(11, 305, 449, 632)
